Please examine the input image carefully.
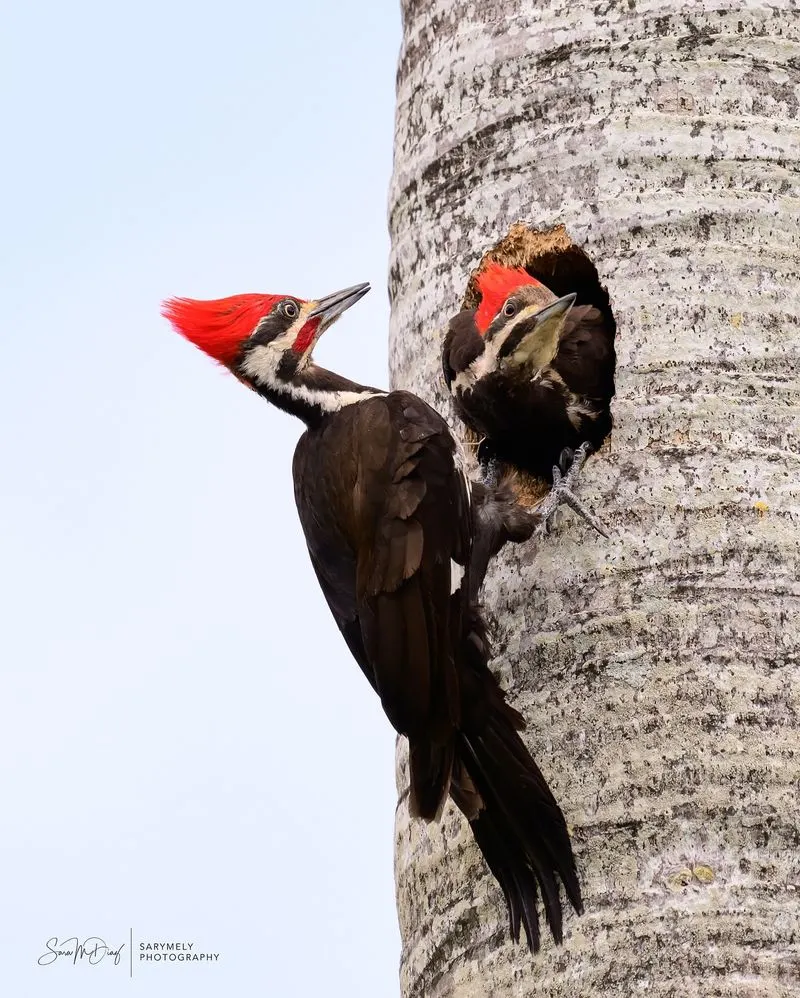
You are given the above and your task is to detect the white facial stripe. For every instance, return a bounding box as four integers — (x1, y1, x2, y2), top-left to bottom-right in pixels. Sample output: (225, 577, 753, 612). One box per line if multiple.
(243, 301, 385, 414)
(451, 303, 544, 393)
(490, 303, 543, 356)
(242, 306, 309, 386)
(241, 346, 384, 414)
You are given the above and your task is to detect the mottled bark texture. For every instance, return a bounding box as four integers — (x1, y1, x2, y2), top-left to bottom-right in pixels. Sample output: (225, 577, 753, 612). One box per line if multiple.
(388, 2, 800, 996)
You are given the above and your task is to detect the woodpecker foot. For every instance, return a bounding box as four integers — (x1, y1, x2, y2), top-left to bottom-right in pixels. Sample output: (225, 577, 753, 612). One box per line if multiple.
(534, 443, 609, 538)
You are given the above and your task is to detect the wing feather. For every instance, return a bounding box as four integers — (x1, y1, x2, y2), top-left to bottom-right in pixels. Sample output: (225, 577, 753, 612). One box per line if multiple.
(295, 391, 470, 816)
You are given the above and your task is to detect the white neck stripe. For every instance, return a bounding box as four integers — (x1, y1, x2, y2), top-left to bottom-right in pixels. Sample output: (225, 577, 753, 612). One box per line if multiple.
(241, 347, 384, 414)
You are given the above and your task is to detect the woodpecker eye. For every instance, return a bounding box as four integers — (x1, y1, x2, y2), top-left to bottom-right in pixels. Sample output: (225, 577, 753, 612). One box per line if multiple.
(282, 300, 299, 319)
(502, 300, 517, 318)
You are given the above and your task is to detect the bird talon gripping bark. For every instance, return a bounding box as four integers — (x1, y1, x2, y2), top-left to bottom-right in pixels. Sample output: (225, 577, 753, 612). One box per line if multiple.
(533, 441, 609, 538)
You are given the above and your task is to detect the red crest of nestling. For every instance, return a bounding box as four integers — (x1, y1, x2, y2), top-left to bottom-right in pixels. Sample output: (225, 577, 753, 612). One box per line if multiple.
(474, 264, 542, 334)
(162, 294, 285, 366)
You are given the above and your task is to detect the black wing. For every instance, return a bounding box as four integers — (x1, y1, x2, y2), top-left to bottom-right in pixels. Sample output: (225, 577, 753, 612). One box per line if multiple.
(294, 391, 472, 817)
(351, 393, 469, 736)
(442, 309, 483, 389)
(294, 393, 584, 946)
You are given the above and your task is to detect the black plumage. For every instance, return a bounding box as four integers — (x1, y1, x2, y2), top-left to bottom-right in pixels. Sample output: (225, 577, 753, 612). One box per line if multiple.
(294, 391, 581, 950)
(166, 282, 582, 951)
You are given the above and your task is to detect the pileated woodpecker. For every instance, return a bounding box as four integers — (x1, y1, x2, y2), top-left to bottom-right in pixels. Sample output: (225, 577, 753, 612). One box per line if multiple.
(442, 263, 615, 482)
(164, 283, 583, 951)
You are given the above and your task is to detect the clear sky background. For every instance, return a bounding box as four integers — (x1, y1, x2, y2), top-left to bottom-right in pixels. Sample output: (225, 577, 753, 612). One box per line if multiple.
(1, 2, 402, 994)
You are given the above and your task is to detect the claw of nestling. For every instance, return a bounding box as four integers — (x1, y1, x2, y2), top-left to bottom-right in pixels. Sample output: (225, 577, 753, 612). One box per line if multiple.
(558, 447, 575, 476)
(533, 442, 610, 538)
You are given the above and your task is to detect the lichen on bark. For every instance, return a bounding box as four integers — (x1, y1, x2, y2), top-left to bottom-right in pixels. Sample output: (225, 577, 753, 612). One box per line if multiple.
(388, 1, 800, 995)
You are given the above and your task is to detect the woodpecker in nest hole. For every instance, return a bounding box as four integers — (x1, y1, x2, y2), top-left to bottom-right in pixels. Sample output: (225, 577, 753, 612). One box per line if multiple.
(164, 281, 585, 952)
(442, 263, 615, 484)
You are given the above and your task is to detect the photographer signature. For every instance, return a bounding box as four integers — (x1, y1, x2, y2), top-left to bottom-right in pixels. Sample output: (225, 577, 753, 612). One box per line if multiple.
(38, 937, 125, 967)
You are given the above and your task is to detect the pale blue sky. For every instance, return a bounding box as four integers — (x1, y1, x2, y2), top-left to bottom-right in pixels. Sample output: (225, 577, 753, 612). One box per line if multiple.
(1, 2, 402, 994)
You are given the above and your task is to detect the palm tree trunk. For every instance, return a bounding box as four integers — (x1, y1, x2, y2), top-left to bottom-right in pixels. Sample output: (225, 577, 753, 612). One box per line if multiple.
(388, 2, 800, 995)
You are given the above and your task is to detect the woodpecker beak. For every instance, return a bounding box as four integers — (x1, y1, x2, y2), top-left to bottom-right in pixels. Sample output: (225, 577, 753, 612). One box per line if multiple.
(307, 282, 371, 328)
(500, 293, 578, 369)
(533, 293, 577, 327)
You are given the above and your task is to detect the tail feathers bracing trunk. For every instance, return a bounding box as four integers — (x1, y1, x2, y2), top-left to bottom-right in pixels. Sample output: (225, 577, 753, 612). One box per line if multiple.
(454, 712, 583, 952)
(400, 593, 581, 950)
(443, 606, 582, 951)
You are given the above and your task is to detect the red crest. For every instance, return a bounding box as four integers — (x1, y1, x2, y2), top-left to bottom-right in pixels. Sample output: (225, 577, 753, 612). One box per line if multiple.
(162, 294, 284, 366)
(474, 264, 542, 334)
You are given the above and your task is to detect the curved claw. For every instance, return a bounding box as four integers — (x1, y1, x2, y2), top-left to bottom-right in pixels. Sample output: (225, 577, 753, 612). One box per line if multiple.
(558, 447, 576, 475)
(534, 441, 609, 538)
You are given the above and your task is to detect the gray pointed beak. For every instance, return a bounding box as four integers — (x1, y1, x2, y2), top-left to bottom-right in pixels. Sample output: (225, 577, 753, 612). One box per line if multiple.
(497, 292, 579, 367)
(534, 292, 577, 323)
(307, 282, 371, 324)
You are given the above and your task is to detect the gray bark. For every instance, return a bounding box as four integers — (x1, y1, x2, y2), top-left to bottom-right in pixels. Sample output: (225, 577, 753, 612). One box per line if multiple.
(388, 1, 800, 995)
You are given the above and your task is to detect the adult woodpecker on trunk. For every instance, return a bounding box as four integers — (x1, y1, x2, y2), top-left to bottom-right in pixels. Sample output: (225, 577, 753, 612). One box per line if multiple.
(163, 282, 584, 951)
(442, 263, 616, 482)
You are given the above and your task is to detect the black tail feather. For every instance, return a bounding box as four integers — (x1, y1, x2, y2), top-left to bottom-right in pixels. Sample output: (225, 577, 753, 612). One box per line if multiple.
(457, 714, 582, 952)
(408, 738, 454, 820)
(447, 607, 581, 951)
(465, 791, 543, 949)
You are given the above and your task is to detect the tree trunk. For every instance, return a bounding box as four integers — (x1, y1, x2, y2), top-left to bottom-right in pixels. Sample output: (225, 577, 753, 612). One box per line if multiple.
(388, 2, 800, 995)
